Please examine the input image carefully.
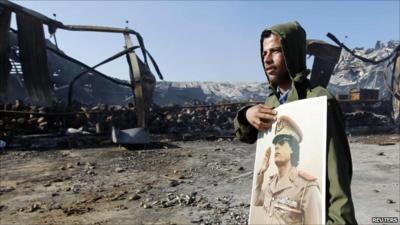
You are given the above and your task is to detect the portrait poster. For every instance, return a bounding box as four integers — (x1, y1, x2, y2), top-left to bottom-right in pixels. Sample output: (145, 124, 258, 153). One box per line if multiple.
(249, 96, 327, 225)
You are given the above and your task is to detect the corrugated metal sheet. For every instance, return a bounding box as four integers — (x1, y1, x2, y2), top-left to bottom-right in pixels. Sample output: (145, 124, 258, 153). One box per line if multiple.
(16, 13, 53, 105)
(0, 7, 11, 99)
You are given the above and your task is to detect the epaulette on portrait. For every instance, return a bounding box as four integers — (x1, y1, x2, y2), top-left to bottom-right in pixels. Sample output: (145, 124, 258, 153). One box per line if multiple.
(298, 170, 316, 181)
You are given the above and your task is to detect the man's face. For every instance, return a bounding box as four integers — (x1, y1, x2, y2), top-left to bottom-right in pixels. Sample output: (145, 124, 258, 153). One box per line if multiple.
(274, 140, 292, 166)
(262, 34, 290, 86)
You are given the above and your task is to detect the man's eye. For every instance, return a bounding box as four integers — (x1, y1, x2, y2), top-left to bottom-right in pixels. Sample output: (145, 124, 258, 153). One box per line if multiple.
(272, 48, 282, 54)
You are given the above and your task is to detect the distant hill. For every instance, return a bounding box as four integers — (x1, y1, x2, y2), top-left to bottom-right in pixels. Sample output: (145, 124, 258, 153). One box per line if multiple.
(153, 81, 268, 106)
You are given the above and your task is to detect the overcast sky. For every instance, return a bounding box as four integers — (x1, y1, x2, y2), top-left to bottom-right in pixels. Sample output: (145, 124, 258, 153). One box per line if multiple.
(11, 0, 400, 82)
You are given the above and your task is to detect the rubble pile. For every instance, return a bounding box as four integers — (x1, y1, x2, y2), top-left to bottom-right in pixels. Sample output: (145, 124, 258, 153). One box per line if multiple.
(0, 101, 137, 138)
(0, 100, 247, 143)
(345, 111, 395, 134)
(1, 99, 396, 148)
(148, 103, 243, 139)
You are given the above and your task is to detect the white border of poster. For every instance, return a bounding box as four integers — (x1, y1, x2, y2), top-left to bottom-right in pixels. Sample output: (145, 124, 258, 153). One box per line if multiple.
(249, 96, 327, 224)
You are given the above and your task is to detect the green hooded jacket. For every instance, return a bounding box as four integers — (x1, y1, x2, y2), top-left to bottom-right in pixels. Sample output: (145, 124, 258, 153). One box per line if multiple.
(233, 21, 357, 224)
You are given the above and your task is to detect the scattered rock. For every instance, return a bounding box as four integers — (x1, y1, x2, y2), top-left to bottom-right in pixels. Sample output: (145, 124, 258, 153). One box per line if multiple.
(48, 202, 62, 210)
(161, 198, 179, 208)
(113, 183, 122, 188)
(115, 204, 128, 210)
(197, 202, 212, 210)
(62, 206, 93, 216)
(143, 204, 152, 209)
(386, 199, 396, 204)
(115, 167, 125, 173)
(66, 164, 74, 169)
(87, 195, 103, 203)
(86, 162, 96, 167)
(217, 195, 232, 204)
(29, 202, 41, 212)
(64, 186, 71, 192)
(190, 218, 203, 223)
(109, 191, 127, 201)
(0, 186, 15, 194)
(169, 180, 180, 187)
(86, 170, 95, 175)
(86, 164, 96, 170)
(0, 205, 7, 212)
(128, 194, 141, 201)
(135, 189, 146, 194)
(72, 185, 81, 193)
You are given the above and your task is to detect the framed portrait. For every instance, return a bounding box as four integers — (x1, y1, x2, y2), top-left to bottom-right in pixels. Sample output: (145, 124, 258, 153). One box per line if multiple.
(249, 96, 327, 225)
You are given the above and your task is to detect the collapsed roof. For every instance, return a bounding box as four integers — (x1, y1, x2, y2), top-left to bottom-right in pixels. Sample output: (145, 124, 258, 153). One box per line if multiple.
(0, 0, 165, 128)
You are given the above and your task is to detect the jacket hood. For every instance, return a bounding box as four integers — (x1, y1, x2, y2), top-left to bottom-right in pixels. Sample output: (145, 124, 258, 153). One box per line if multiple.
(260, 21, 309, 86)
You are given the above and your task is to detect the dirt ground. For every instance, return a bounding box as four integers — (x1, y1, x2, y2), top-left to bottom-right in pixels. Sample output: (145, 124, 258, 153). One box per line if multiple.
(0, 134, 399, 225)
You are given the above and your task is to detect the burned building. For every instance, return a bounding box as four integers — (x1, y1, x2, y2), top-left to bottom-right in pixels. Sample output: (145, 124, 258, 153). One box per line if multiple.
(0, 0, 167, 145)
(0, 0, 163, 117)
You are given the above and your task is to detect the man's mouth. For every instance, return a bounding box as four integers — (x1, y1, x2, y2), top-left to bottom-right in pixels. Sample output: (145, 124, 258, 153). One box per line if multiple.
(265, 66, 276, 74)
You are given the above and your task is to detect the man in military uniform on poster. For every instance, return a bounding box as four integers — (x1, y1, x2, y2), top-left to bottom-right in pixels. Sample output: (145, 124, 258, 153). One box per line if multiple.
(253, 115, 321, 225)
(234, 21, 357, 224)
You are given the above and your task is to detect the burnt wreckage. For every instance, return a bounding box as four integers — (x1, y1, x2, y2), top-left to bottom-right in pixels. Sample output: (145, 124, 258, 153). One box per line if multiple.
(0, 1, 164, 144)
(0, 1, 399, 149)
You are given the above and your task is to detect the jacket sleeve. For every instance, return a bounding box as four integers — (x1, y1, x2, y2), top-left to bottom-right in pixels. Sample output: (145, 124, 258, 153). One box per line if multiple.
(303, 184, 322, 225)
(233, 105, 258, 144)
(326, 98, 358, 225)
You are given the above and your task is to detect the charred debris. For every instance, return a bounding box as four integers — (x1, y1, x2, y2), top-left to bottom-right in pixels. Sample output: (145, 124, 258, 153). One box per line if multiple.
(1, 1, 399, 150)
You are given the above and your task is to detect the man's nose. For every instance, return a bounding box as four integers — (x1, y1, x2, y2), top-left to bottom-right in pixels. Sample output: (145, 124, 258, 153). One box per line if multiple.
(263, 53, 273, 64)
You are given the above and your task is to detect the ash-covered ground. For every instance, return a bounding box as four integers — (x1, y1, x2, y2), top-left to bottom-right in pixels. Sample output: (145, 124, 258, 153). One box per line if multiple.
(0, 134, 399, 225)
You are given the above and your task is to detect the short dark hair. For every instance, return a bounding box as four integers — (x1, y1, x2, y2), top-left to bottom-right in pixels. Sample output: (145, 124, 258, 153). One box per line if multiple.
(261, 30, 273, 40)
(273, 134, 300, 166)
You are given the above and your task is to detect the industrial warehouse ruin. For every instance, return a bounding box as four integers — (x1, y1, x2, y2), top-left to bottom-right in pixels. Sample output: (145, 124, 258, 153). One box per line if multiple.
(0, 1, 399, 225)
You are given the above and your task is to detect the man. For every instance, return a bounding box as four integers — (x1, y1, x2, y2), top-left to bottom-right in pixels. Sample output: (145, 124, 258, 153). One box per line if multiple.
(253, 115, 321, 225)
(234, 21, 357, 224)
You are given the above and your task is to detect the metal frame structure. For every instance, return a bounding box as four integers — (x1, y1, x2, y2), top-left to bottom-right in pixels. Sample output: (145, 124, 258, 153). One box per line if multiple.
(0, 0, 164, 144)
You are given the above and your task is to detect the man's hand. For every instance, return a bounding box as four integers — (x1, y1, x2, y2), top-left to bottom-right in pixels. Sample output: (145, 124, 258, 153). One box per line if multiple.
(258, 147, 271, 175)
(245, 104, 277, 131)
